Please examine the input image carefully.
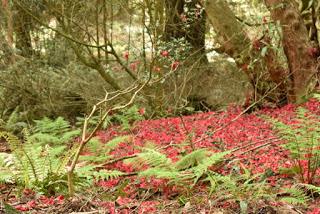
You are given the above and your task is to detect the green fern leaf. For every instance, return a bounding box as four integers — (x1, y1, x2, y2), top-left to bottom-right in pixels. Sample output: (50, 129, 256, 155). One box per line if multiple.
(93, 170, 125, 180)
(175, 149, 209, 170)
(105, 135, 130, 151)
(129, 148, 172, 168)
(190, 150, 230, 181)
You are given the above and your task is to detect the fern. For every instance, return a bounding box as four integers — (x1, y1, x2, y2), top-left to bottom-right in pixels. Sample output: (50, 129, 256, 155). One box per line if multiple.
(175, 148, 209, 170)
(105, 136, 130, 151)
(76, 114, 111, 130)
(128, 148, 173, 169)
(126, 148, 229, 186)
(30, 117, 80, 146)
(280, 187, 310, 206)
(0, 119, 133, 195)
(0, 130, 83, 194)
(266, 107, 320, 184)
(93, 170, 126, 180)
(205, 169, 274, 214)
(188, 150, 230, 182)
(113, 105, 144, 130)
(80, 135, 130, 163)
(139, 168, 182, 180)
(0, 107, 27, 134)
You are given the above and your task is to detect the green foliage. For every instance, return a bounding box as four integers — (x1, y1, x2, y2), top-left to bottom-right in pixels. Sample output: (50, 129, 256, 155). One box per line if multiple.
(266, 107, 320, 184)
(80, 135, 130, 163)
(280, 186, 310, 206)
(113, 105, 144, 130)
(0, 130, 73, 194)
(279, 183, 320, 206)
(3, 202, 20, 214)
(76, 115, 111, 130)
(0, 118, 131, 195)
(127, 148, 230, 186)
(128, 148, 275, 213)
(76, 105, 143, 131)
(0, 59, 88, 121)
(0, 107, 27, 134)
(157, 37, 192, 63)
(205, 168, 273, 213)
(30, 117, 80, 146)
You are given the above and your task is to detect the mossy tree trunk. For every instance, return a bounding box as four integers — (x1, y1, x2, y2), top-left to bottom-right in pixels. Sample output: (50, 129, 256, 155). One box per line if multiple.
(265, 0, 318, 103)
(205, 0, 288, 104)
(205, 0, 318, 104)
(164, 0, 207, 62)
(13, 5, 33, 57)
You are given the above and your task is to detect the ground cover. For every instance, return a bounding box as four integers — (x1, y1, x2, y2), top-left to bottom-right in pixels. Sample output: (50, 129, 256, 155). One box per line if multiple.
(1, 99, 320, 213)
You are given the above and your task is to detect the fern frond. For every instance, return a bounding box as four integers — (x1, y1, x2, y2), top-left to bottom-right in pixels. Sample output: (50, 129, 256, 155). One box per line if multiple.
(105, 135, 130, 151)
(33, 117, 70, 134)
(129, 148, 172, 169)
(280, 187, 310, 205)
(139, 168, 181, 180)
(0, 153, 15, 183)
(0, 131, 21, 151)
(189, 150, 230, 181)
(300, 183, 320, 194)
(30, 117, 80, 146)
(175, 149, 209, 170)
(93, 170, 125, 180)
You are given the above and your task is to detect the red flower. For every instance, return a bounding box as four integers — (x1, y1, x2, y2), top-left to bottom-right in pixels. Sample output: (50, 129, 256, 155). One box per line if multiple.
(252, 39, 261, 51)
(171, 61, 180, 71)
(153, 66, 161, 72)
(98, 179, 119, 188)
(139, 201, 159, 213)
(241, 63, 248, 71)
(180, 14, 187, 22)
(307, 47, 319, 57)
(99, 201, 115, 214)
(262, 16, 267, 23)
(129, 61, 140, 71)
(123, 51, 129, 60)
(160, 50, 169, 57)
(130, 63, 136, 71)
(139, 108, 145, 115)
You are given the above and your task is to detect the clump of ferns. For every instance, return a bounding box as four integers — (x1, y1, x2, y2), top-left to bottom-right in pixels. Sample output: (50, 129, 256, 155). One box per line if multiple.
(0, 130, 79, 195)
(0, 130, 129, 195)
(266, 107, 320, 184)
(277, 182, 320, 208)
(125, 148, 231, 192)
(126, 148, 283, 213)
(30, 117, 80, 146)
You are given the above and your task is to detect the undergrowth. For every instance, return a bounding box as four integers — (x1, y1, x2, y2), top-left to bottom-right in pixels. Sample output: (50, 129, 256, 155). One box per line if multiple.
(0, 116, 131, 196)
(267, 107, 320, 184)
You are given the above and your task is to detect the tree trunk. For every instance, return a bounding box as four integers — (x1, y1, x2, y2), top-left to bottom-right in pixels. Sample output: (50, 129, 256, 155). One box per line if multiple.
(265, 0, 318, 103)
(13, 5, 33, 57)
(0, 0, 15, 64)
(164, 0, 184, 40)
(164, 0, 207, 62)
(205, 0, 288, 104)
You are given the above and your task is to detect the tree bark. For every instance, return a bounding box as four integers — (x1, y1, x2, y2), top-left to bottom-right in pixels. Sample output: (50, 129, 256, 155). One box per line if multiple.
(164, 0, 207, 62)
(205, 0, 288, 104)
(13, 5, 33, 57)
(265, 0, 318, 103)
(0, 0, 15, 64)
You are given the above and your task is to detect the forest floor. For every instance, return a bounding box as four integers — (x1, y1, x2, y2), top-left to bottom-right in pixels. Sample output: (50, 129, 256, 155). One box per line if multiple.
(1, 99, 320, 213)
